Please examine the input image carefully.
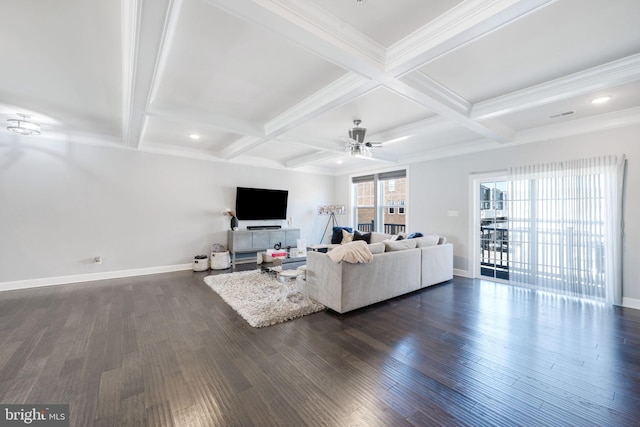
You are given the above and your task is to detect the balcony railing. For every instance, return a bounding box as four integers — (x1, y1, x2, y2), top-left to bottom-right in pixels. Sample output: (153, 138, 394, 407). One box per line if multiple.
(357, 221, 406, 234)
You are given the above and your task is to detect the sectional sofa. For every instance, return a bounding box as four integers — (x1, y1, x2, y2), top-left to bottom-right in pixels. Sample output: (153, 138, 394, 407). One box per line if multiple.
(305, 232, 453, 313)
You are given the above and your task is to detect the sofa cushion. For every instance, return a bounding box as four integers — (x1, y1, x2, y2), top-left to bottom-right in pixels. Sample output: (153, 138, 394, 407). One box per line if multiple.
(414, 234, 440, 247)
(370, 232, 392, 244)
(353, 230, 371, 244)
(368, 242, 385, 254)
(384, 239, 417, 252)
(341, 229, 354, 244)
(332, 226, 353, 244)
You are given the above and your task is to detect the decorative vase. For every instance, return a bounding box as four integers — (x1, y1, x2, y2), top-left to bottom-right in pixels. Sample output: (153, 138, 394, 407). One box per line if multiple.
(230, 216, 238, 230)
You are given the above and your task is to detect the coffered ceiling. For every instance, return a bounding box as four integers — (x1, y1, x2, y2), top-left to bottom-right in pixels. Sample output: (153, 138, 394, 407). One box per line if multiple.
(1, 0, 639, 174)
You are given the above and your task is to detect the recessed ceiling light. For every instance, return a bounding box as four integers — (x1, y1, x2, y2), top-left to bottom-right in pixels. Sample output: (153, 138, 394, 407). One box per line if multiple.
(189, 134, 200, 140)
(591, 96, 611, 105)
(336, 159, 344, 164)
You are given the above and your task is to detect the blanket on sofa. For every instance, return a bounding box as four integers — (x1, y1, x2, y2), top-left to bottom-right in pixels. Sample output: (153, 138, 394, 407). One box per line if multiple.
(327, 240, 373, 264)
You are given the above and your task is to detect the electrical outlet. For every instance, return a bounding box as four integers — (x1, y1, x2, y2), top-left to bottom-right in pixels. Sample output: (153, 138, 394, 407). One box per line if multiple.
(447, 210, 459, 217)
(94, 256, 102, 264)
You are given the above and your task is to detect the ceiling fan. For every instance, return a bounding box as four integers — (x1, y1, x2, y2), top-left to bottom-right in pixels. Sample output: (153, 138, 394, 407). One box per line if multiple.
(344, 119, 382, 157)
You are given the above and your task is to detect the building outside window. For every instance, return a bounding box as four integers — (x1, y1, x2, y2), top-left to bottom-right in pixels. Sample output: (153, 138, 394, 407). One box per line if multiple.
(353, 170, 407, 234)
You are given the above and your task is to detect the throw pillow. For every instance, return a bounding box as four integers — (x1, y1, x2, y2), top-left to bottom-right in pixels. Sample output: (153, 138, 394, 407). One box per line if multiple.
(413, 234, 440, 247)
(341, 229, 354, 244)
(353, 230, 372, 244)
(384, 239, 417, 252)
(408, 232, 424, 239)
(331, 226, 353, 244)
(368, 242, 385, 254)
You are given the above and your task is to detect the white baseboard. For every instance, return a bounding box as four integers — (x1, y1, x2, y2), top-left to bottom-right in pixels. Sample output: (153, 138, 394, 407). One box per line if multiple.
(0, 264, 193, 292)
(453, 268, 472, 278)
(622, 297, 640, 311)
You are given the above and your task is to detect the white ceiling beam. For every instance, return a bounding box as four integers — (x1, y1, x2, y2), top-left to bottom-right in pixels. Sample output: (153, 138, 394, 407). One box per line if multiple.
(121, 0, 178, 148)
(219, 73, 378, 159)
(385, 0, 557, 78)
(148, 105, 264, 138)
(384, 79, 515, 143)
(204, 0, 385, 79)
(398, 71, 471, 115)
(471, 53, 640, 120)
(218, 135, 264, 160)
(264, 73, 377, 135)
(208, 0, 549, 163)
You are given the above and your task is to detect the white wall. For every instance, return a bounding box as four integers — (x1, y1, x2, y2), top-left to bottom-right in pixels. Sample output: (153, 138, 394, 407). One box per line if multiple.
(0, 137, 333, 285)
(335, 125, 640, 302)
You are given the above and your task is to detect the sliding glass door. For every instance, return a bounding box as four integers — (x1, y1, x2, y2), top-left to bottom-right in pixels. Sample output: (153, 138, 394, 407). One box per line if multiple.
(479, 180, 509, 280)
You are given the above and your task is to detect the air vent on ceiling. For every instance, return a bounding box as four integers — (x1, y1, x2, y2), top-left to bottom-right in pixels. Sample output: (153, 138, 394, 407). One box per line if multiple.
(549, 111, 575, 119)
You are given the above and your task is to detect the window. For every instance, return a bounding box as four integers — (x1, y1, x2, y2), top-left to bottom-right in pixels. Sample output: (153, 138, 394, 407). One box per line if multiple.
(353, 170, 407, 234)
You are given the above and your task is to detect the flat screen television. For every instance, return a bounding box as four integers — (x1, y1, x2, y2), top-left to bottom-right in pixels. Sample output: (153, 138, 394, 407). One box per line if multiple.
(235, 187, 288, 220)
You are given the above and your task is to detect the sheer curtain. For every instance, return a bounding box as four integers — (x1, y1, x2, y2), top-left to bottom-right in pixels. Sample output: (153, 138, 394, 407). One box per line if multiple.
(508, 155, 625, 305)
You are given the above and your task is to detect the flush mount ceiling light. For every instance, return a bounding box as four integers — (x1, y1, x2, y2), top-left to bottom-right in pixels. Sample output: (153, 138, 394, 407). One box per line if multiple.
(591, 96, 612, 105)
(189, 134, 200, 140)
(7, 113, 41, 136)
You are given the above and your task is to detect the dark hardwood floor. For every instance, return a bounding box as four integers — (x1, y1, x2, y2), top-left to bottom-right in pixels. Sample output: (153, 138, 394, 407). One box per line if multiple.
(1, 266, 639, 426)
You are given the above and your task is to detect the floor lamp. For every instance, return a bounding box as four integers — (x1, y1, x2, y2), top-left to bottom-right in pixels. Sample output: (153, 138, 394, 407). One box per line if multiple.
(318, 205, 345, 244)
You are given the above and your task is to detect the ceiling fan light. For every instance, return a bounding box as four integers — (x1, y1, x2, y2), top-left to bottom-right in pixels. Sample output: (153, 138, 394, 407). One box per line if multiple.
(7, 114, 41, 136)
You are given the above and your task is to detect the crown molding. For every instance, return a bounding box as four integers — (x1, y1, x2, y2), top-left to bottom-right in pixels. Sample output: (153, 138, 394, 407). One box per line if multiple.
(204, 0, 385, 79)
(472, 53, 640, 120)
(386, 0, 556, 77)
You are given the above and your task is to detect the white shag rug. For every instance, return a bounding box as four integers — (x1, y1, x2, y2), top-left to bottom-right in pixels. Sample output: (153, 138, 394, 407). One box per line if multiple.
(204, 270, 325, 328)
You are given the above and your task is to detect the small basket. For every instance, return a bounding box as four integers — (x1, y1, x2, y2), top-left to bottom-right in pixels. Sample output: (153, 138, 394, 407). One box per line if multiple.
(193, 254, 209, 272)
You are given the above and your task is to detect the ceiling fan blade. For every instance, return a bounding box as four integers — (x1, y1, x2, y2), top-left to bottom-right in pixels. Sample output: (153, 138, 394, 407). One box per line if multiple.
(365, 141, 383, 147)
